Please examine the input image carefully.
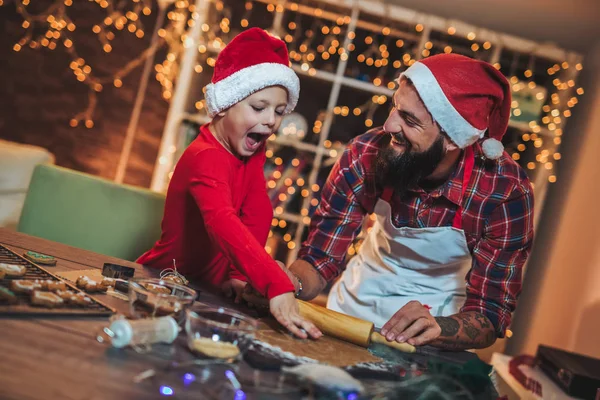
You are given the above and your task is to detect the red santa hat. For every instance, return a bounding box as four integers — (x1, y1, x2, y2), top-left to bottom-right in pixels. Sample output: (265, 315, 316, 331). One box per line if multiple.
(205, 27, 300, 118)
(401, 54, 511, 159)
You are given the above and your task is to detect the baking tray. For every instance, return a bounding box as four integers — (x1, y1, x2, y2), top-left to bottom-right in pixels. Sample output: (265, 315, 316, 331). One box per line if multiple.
(0, 243, 115, 317)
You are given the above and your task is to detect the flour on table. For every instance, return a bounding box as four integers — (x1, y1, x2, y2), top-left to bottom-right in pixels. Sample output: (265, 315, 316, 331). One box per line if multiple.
(348, 361, 399, 372)
(283, 364, 364, 393)
(250, 339, 318, 364)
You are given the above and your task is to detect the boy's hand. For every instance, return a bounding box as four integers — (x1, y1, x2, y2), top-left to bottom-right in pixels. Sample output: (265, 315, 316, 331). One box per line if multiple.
(221, 279, 247, 304)
(242, 260, 322, 339)
(242, 288, 321, 339)
(269, 292, 322, 339)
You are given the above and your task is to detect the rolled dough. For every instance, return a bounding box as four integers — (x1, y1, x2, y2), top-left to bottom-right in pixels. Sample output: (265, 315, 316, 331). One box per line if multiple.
(253, 319, 381, 367)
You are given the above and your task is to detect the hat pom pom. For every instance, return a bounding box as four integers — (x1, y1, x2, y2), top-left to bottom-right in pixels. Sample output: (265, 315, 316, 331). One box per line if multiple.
(482, 138, 504, 159)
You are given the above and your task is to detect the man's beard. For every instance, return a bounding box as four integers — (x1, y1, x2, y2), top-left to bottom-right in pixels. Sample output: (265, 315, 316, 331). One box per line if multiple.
(375, 132, 445, 198)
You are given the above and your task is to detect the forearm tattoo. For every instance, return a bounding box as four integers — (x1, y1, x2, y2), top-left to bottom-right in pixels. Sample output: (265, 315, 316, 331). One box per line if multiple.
(433, 312, 497, 350)
(435, 316, 459, 337)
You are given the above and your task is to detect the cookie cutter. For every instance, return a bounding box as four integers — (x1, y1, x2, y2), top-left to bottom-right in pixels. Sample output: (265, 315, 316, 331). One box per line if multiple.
(102, 263, 136, 279)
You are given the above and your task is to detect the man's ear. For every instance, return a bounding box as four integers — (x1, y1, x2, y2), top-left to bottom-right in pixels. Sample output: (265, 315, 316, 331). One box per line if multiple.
(444, 137, 459, 152)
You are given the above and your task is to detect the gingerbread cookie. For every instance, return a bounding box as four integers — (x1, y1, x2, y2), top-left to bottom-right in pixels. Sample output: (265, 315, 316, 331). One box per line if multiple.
(142, 282, 171, 295)
(75, 276, 89, 288)
(39, 279, 67, 292)
(69, 292, 93, 306)
(85, 281, 108, 293)
(132, 297, 182, 317)
(10, 279, 42, 294)
(153, 299, 182, 315)
(31, 290, 63, 308)
(55, 290, 92, 306)
(55, 289, 76, 301)
(23, 251, 57, 266)
(161, 275, 184, 285)
(0, 287, 18, 304)
(76, 276, 108, 293)
(100, 277, 115, 288)
(0, 263, 27, 277)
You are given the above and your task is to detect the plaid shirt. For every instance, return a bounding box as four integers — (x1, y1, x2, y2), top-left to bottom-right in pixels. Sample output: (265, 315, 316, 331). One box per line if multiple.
(298, 128, 534, 336)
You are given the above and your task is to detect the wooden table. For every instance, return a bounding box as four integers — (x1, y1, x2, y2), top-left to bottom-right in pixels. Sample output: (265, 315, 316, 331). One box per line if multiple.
(0, 229, 277, 400)
(0, 229, 489, 400)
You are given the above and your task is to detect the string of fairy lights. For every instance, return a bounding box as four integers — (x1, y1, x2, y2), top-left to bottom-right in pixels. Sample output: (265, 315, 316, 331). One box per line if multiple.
(186, 1, 585, 256)
(6, 0, 586, 257)
(4, 0, 193, 127)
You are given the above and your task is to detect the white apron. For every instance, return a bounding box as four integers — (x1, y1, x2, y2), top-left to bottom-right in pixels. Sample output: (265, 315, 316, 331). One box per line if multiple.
(327, 147, 475, 328)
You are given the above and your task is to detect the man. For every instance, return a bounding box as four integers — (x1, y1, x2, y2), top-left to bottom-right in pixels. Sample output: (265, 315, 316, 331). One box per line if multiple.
(272, 53, 534, 350)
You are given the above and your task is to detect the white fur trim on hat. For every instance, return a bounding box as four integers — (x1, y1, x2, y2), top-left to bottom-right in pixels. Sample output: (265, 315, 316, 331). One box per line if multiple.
(401, 62, 486, 148)
(205, 62, 300, 118)
(481, 138, 504, 159)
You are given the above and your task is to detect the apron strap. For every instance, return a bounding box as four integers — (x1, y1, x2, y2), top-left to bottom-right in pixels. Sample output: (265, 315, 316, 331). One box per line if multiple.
(451, 145, 475, 229)
(381, 146, 475, 229)
(382, 187, 394, 202)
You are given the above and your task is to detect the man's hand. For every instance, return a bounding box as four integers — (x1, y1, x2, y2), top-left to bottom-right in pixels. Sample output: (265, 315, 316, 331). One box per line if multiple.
(221, 279, 247, 304)
(274, 260, 301, 292)
(380, 300, 441, 346)
(242, 284, 268, 307)
(269, 292, 322, 339)
(381, 304, 498, 350)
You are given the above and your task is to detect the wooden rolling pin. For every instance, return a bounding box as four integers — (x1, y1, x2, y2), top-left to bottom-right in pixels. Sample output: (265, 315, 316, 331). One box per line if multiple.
(297, 300, 416, 353)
